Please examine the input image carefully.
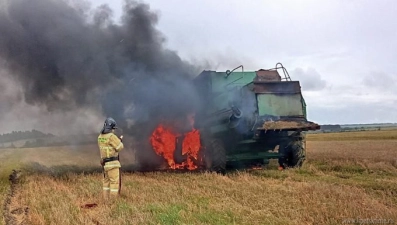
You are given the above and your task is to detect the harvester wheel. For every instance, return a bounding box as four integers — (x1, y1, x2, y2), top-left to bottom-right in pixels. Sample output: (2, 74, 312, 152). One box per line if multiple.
(279, 133, 306, 168)
(204, 139, 226, 174)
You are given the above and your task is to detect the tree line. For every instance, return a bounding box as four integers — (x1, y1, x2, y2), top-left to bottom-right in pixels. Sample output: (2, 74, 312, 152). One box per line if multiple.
(0, 130, 54, 143)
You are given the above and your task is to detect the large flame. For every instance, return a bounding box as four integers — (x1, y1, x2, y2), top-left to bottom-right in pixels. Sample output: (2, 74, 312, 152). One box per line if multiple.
(150, 124, 201, 170)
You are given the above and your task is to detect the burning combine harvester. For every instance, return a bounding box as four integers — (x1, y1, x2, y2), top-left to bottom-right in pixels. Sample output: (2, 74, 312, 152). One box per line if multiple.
(143, 63, 320, 172)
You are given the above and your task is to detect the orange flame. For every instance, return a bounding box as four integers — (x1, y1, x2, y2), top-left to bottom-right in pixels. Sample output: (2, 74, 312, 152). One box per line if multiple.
(150, 124, 201, 170)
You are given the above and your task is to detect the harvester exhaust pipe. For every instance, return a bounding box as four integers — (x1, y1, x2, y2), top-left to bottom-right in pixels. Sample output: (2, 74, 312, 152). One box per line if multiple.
(231, 106, 242, 119)
(229, 106, 242, 128)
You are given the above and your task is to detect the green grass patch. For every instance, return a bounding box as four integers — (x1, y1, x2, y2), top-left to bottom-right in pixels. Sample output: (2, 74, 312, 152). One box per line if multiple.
(146, 203, 186, 225)
(194, 209, 239, 225)
(294, 168, 317, 176)
(113, 199, 136, 218)
(311, 161, 367, 174)
(191, 196, 210, 209)
(249, 170, 289, 180)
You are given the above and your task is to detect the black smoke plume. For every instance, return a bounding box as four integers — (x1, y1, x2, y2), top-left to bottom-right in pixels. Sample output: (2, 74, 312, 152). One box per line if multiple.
(0, 0, 201, 132)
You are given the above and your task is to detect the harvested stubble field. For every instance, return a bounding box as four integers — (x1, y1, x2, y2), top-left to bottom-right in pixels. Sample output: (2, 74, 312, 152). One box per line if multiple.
(1, 130, 397, 225)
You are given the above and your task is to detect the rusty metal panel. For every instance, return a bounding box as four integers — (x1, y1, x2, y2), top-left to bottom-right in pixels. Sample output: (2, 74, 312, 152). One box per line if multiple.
(255, 70, 281, 81)
(254, 81, 301, 94)
(258, 120, 321, 131)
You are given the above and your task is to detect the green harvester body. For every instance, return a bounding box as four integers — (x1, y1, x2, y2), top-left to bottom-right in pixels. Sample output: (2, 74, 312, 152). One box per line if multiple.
(193, 64, 320, 168)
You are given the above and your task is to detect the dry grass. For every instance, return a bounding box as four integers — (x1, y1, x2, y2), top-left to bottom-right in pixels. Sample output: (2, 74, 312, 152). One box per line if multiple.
(17, 169, 397, 225)
(307, 129, 397, 141)
(1, 130, 397, 225)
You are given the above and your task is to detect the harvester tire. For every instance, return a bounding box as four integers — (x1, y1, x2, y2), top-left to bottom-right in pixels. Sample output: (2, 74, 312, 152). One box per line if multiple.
(289, 138, 306, 168)
(204, 139, 226, 174)
(279, 134, 306, 168)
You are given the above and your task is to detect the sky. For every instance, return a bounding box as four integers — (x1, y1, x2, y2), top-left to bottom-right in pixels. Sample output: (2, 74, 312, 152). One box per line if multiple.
(90, 0, 397, 125)
(0, 0, 396, 135)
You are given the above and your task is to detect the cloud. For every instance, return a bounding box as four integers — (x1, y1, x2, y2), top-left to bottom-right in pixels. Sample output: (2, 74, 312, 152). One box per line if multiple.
(291, 67, 327, 91)
(309, 101, 397, 124)
(362, 72, 397, 93)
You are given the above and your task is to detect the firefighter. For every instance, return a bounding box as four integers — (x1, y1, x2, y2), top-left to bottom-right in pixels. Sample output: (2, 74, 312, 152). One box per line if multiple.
(98, 117, 124, 198)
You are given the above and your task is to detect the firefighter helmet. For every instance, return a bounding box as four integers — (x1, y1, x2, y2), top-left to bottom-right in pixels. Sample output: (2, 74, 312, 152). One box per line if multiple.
(101, 117, 118, 134)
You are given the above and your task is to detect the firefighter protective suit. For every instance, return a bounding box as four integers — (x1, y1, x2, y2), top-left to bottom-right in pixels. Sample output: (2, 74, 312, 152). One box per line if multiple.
(98, 130, 124, 197)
